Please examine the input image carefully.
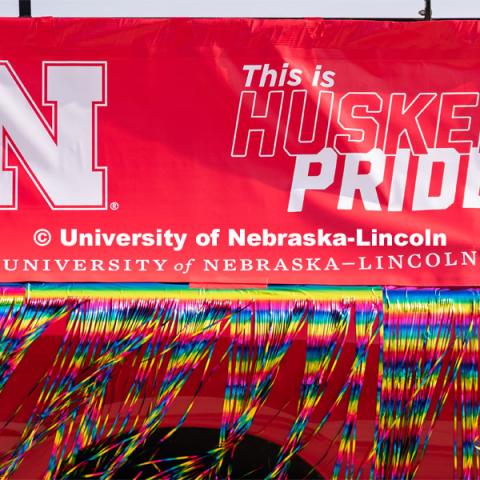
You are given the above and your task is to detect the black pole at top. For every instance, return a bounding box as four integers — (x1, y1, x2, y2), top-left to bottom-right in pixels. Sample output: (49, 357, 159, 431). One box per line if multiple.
(19, 0, 31, 17)
(424, 0, 432, 19)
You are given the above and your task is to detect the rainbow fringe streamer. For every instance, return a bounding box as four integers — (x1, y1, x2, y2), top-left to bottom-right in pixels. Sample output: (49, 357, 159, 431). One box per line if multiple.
(267, 300, 350, 480)
(0, 285, 478, 479)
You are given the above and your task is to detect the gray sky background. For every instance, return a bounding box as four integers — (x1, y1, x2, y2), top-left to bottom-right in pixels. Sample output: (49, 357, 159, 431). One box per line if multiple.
(0, 0, 476, 19)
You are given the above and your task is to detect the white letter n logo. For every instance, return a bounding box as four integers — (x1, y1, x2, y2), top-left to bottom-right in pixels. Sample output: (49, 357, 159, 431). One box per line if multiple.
(0, 61, 107, 209)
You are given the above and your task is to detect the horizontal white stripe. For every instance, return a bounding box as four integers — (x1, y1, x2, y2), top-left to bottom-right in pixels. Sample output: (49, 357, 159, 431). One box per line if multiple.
(0, 0, 18, 17)
(31, 0, 423, 19)
(433, 0, 480, 18)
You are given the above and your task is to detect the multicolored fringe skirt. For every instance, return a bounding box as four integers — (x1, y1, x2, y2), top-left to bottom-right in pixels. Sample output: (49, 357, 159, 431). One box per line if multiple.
(0, 284, 477, 479)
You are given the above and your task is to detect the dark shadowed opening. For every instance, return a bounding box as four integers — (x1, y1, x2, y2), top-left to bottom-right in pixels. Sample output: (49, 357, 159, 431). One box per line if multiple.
(61, 427, 323, 479)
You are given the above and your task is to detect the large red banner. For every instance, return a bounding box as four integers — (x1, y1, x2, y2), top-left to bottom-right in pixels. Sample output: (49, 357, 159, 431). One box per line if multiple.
(1, 18, 480, 286)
